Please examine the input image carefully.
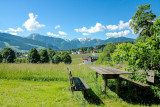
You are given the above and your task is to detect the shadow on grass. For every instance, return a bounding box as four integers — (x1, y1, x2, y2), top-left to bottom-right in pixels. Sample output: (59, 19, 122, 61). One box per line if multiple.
(108, 82, 160, 106)
(82, 89, 104, 105)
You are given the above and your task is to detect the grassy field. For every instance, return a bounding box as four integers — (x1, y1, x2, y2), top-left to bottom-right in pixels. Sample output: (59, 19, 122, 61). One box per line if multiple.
(0, 53, 159, 107)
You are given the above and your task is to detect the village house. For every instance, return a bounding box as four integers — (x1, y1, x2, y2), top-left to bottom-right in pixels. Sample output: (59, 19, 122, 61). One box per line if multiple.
(78, 50, 83, 54)
(82, 55, 99, 64)
(71, 51, 77, 54)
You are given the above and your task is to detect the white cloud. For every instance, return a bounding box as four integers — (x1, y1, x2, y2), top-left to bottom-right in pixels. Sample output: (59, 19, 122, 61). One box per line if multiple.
(23, 13, 45, 31)
(47, 32, 59, 37)
(74, 23, 106, 35)
(0, 30, 2, 32)
(55, 25, 60, 29)
(106, 30, 130, 37)
(47, 30, 67, 37)
(7, 27, 23, 32)
(106, 37, 111, 39)
(58, 31, 67, 35)
(75, 27, 88, 32)
(106, 20, 131, 31)
(88, 23, 106, 33)
(61, 36, 66, 38)
(10, 32, 18, 35)
(82, 33, 90, 35)
(2, 27, 23, 33)
(106, 25, 119, 31)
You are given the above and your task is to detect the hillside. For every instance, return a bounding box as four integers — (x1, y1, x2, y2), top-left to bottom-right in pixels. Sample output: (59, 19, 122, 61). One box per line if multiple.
(27, 33, 135, 50)
(0, 33, 59, 52)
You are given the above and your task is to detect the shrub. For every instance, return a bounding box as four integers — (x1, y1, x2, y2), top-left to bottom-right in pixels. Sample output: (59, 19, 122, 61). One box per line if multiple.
(60, 51, 72, 64)
(28, 48, 40, 63)
(1, 47, 16, 63)
(39, 49, 49, 63)
(52, 55, 61, 64)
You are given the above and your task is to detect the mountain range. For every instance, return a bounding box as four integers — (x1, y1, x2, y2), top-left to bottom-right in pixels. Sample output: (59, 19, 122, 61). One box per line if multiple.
(0, 33, 135, 52)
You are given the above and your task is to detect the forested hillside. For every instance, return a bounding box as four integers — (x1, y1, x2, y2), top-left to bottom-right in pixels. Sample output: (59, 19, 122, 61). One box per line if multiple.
(0, 33, 59, 52)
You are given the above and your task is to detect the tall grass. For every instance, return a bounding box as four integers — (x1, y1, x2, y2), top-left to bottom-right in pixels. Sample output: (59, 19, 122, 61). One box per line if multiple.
(0, 63, 68, 81)
(0, 54, 159, 106)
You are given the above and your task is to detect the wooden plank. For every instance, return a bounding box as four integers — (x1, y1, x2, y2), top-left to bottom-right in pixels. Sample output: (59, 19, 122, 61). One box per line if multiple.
(116, 76, 120, 96)
(90, 66, 109, 74)
(73, 77, 84, 90)
(73, 77, 90, 91)
(67, 67, 74, 93)
(90, 66, 132, 75)
(102, 75, 107, 94)
(104, 67, 132, 74)
(96, 67, 119, 74)
(146, 70, 155, 83)
(79, 78, 90, 90)
(138, 70, 155, 83)
(103, 74, 119, 79)
(120, 75, 150, 88)
(96, 72, 98, 79)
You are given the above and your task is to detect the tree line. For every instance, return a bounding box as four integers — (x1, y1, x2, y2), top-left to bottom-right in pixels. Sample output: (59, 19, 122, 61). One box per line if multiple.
(0, 47, 72, 64)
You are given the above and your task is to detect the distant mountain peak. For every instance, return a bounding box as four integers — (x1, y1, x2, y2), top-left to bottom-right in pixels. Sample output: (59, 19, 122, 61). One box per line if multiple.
(26, 33, 135, 50)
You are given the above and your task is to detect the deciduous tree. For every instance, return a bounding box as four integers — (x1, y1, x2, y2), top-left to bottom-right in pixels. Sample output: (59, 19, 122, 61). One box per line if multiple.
(1, 47, 16, 63)
(129, 4, 156, 40)
(28, 48, 40, 63)
(39, 49, 49, 63)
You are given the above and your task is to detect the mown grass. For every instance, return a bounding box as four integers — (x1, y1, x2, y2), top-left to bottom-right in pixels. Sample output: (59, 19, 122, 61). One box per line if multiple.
(0, 54, 159, 106)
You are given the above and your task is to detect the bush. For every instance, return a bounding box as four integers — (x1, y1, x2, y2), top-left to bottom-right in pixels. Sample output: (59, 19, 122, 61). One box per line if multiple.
(0, 53, 2, 63)
(39, 49, 49, 63)
(52, 55, 61, 64)
(48, 48, 55, 62)
(60, 51, 72, 64)
(1, 47, 16, 63)
(111, 43, 132, 63)
(28, 48, 40, 63)
(96, 43, 116, 64)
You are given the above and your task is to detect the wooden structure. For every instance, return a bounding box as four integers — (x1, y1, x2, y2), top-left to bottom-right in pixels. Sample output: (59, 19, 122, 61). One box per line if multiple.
(67, 67, 90, 94)
(138, 70, 155, 83)
(146, 70, 155, 83)
(90, 66, 132, 95)
(119, 75, 150, 88)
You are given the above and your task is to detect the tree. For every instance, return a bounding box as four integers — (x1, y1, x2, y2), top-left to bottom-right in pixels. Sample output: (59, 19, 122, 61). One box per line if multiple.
(102, 43, 116, 61)
(129, 4, 156, 40)
(28, 48, 40, 63)
(1, 47, 16, 63)
(39, 49, 49, 63)
(0, 53, 2, 63)
(52, 55, 61, 64)
(111, 43, 132, 63)
(48, 48, 55, 62)
(60, 51, 72, 64)
(96, 43, 116, 64)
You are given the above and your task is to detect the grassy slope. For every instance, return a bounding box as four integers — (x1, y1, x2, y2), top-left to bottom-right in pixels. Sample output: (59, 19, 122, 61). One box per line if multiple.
(0, 54, 158, 107)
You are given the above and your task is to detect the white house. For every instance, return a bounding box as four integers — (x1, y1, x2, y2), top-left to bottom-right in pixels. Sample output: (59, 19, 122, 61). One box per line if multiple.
(72, 51, 77, 54)
(78, 51, 83, 54)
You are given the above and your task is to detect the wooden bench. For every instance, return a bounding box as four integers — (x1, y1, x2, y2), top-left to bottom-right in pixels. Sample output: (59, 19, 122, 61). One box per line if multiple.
(67, 67, 91, 94)
(119, 75, 150, 88)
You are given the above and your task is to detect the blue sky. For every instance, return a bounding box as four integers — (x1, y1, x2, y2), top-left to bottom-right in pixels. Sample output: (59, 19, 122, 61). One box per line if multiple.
(0, 0, 160, 40)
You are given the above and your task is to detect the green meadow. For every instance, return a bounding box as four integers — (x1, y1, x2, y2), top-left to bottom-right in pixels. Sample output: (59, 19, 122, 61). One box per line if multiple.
(0, 54, 159, 107)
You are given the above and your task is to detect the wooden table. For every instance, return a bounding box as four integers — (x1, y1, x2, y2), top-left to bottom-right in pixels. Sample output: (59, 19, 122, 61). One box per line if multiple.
(90, 66, 132, 95)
